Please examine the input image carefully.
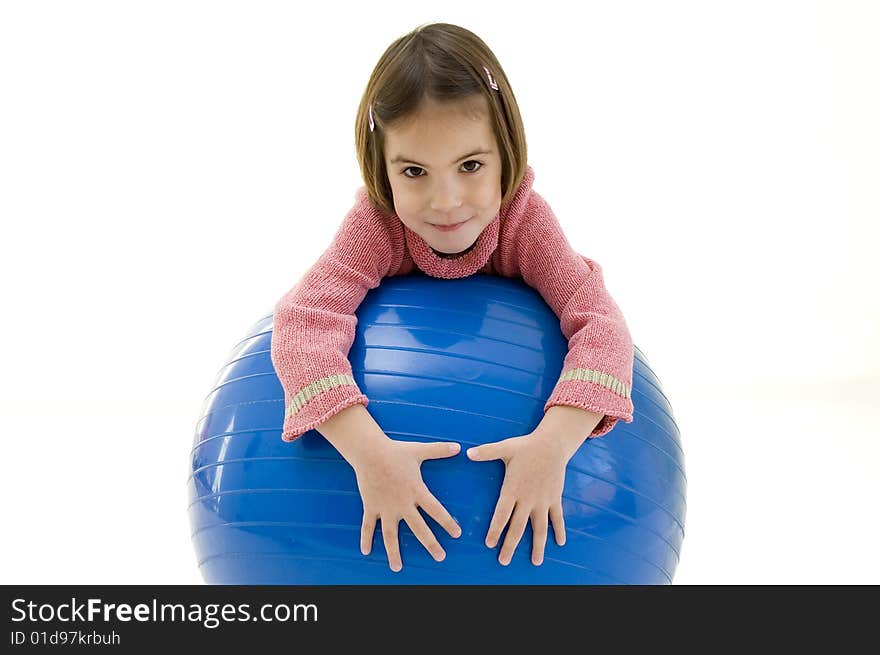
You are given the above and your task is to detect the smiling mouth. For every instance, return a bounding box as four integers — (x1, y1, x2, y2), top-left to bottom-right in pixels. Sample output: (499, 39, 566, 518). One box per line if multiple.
(430, 217, 472, 231)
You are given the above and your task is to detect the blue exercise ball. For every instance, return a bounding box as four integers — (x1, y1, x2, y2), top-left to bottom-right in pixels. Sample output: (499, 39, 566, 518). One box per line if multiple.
(188, 274, 686, 584)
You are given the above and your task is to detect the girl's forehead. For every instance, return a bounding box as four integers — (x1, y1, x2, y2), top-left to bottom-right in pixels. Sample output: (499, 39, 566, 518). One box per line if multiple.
(385, 114, 494, 163)
(394, 95, 489, 129)
(392, 113, 487, 138)
(383, 96, 497, 162)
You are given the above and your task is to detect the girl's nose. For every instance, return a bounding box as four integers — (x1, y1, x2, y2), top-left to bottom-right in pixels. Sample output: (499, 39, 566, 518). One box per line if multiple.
(429, 178, 464, 213)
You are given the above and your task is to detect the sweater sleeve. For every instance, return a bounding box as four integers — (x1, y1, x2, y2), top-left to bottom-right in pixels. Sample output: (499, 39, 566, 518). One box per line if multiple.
(510, 192, 635, 438)
(270, 192, 394, 442)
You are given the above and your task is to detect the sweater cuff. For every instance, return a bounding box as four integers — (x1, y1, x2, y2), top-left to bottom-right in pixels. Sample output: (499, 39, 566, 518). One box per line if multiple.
(280, 375, 369, 442)
(544, 368, 634, 438)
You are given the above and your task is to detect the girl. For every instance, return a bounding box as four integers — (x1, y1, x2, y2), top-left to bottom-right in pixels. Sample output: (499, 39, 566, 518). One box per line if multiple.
(271, 22, 634, 572)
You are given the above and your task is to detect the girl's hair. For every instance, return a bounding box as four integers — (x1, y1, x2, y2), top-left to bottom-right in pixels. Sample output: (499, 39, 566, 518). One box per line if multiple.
(355, 22, 528, 216)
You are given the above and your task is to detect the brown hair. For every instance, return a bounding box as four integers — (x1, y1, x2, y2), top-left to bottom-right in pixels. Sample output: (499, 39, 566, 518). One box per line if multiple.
(355, 23, 528, 216)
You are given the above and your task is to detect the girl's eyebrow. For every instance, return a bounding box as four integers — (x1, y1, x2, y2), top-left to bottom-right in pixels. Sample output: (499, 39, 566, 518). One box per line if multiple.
(390, 149, 492, 167)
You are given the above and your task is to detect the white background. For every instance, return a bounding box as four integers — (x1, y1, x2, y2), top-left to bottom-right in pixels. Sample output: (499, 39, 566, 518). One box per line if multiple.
(1, 1, 877, 585)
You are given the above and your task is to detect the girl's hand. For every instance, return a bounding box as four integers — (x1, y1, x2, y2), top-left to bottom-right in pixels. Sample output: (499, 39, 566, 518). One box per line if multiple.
(351, 438, 462, 572)
(466, 428, 579, 566)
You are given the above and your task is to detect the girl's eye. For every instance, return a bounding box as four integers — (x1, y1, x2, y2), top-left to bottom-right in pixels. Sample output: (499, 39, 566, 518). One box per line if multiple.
(402, 160, 483, 179)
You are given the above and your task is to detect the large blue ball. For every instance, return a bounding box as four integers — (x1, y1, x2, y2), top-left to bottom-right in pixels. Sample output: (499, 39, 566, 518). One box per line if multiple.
(189, 274, 687, 584)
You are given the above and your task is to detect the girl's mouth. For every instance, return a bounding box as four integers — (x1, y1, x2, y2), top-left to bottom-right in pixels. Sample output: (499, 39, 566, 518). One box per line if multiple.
(431, 217, 471, 232)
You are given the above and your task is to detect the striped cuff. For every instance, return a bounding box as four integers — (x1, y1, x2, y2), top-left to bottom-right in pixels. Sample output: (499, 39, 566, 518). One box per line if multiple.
(285, 373, 359, 419)
(557, 367, 631, 400)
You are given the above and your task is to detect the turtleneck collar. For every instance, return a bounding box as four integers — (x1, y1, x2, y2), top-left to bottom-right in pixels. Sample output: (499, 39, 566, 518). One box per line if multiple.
(403, 165, 535, 279)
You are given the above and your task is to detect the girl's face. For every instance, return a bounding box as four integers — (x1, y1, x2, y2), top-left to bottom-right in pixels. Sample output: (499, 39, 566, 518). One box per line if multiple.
(383, 95, 503, 256)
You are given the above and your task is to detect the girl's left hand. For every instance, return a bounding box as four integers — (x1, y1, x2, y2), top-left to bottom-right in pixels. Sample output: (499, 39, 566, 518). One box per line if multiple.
(466, 429, 577, 566)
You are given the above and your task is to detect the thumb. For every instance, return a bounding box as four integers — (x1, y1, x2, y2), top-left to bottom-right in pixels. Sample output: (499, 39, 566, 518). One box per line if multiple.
(466, 441, 504, 462)
(419, 441, 461, 461)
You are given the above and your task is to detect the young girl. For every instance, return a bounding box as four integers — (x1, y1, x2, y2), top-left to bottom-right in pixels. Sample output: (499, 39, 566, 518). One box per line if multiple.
(270, 22, 634, 573)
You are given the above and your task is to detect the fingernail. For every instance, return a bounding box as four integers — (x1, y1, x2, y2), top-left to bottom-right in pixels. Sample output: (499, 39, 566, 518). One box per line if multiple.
(499, 556, 510, 566)
(391, 563, 402, 572)
(467, 448, 475, 457)
(454, 525, 462, 538)
(449, 442, 460, 452)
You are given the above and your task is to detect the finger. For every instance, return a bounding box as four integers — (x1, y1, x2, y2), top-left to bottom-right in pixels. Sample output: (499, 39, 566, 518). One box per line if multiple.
(466, 441, 504, 462)
(531, 510, 549, 566)
(550, 502, 566, 546)
(404, 511, 446, 562)
(360, 511, 377, 555)
(381, 517, 403, 572)
(419, 489, 462, 538)
(485, 493, 516, 548)
(498, 505, 530, 566)
(418, 441, 461, 461)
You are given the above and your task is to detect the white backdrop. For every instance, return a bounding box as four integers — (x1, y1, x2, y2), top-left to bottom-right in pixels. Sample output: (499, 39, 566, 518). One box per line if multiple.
(1, 0, 877, 584)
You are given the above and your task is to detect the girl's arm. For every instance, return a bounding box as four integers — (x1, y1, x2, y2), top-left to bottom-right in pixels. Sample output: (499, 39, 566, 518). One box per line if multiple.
(504, 190, 635, 438)
(314, 403, 390, 462)
(273, 203, 461, 572)
(270, 191, 398, 442)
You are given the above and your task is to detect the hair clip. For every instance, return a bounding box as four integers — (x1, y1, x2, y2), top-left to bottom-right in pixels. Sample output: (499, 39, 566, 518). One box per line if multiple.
(483, 65, 499, 91)
(369, 104, 375, 132)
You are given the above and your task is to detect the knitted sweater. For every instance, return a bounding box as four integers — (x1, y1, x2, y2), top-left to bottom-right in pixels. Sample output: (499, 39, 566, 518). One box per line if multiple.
(271, 165, 634, 443)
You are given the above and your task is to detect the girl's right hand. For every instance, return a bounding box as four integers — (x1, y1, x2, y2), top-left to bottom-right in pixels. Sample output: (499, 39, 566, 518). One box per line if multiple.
(350, 438, 462, 572)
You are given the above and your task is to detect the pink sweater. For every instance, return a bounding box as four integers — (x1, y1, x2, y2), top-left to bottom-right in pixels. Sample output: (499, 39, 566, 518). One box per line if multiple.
(271, 165, 634, 442)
